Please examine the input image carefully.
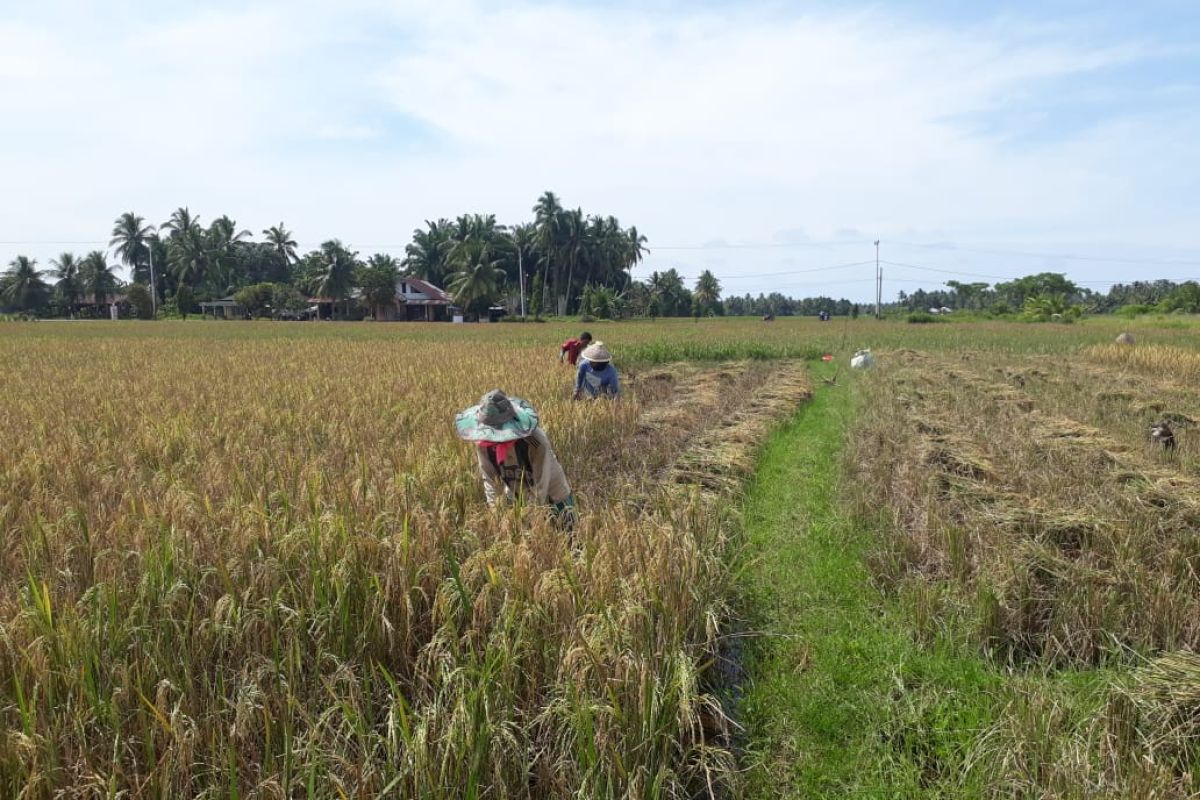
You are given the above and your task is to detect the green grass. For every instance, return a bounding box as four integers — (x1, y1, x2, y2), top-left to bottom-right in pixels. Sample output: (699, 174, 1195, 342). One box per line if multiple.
(734, 365, 1169, 798)
(738, 368, 997, 797)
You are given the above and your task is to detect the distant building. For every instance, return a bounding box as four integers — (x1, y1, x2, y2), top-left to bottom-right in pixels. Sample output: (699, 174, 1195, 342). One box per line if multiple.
(371, 278, 453, 321)
(199, 295, 245, 319)
(76, 293, 129, 318)
(200, 279, 455, 321)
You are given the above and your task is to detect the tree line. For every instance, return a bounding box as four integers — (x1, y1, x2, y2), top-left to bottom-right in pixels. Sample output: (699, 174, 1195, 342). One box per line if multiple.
(895, 273, 1200, 317)
(0, 193, 643, 319)
(1, 191, 841, 321)
(8, 201, 1191, 320)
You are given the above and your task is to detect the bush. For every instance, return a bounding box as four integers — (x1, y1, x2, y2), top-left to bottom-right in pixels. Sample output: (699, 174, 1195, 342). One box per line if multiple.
(906, 312, 941, 324)
(1023, 295, 1082, 322)
(233, 283, 276, 317)
(270, 285, 308, 318)
(1117, 304, 1153, 318)
(125, 283, 155, 319)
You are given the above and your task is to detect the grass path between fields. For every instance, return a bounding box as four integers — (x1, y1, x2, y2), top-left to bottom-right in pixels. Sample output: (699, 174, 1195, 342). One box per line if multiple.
(737, 369, 1007, 798)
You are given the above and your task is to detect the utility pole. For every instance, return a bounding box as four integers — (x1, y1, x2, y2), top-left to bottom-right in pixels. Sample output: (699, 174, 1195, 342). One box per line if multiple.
(147, 240, 157, 318)
(874, 239, 881, 318)
(517, 244, 526, 318)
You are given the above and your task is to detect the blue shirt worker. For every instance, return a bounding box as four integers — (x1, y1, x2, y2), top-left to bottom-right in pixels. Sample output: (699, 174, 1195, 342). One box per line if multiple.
(574, 341, 620, 399)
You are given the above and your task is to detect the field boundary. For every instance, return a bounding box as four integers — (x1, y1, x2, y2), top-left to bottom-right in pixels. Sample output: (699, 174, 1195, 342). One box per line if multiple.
(734, 370, 1003, 797)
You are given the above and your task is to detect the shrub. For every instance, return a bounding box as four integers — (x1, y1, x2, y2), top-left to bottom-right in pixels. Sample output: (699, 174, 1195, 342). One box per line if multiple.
(1117, 304, 1153, 318)
(125, 283, 155, 319)
(233, 282, 277, 317)
(1023, 294, 1082, 322)
(906, 312, 941, 324)
(270, 284, 309, 317)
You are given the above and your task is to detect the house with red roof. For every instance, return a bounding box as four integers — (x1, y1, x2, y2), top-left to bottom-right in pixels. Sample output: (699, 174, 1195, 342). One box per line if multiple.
(393, 278, 453, 321)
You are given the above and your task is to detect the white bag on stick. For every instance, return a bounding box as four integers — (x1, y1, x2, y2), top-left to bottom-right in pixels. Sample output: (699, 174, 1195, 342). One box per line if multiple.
(850, 349, 875, 369)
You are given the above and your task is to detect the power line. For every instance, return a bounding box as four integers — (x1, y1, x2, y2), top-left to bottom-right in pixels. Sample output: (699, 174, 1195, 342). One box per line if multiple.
(725, 277, 881, 288)
(0, 240, 110, 246)
(715, 260, 875, 280)
(889, 239, 1200, 267)
(650, 239, 872, 251)
(880, 259, 1011, 281)
(881, 258, 1199, 286)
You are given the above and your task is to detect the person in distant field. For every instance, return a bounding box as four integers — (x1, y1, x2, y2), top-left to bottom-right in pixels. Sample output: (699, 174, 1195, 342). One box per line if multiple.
(574, 341, 620, 400)
(559, 331, 593, 366)
(455, 389, 576, 525)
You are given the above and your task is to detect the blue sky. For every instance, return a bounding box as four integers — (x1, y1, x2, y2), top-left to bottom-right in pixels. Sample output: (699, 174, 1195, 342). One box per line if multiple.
(1, 0, 1197, 301)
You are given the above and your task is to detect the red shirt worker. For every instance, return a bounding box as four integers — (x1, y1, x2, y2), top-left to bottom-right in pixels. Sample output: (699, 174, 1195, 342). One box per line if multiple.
(559, 331, 592, 366)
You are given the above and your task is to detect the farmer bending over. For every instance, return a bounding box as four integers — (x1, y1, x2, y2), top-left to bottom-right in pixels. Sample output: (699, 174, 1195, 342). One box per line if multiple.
(559, 331, 592, 366)
(574, 341, 620, 399)
(455, 389, 576, 525)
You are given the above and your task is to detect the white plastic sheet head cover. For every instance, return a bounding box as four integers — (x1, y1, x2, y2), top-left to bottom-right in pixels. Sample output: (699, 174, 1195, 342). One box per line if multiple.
(850, 349, 875, 369)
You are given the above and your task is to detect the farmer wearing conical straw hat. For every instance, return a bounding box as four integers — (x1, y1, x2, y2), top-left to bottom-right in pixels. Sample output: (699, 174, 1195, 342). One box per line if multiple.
(455, 389, 576, 524)
(574, 341, 620, 400)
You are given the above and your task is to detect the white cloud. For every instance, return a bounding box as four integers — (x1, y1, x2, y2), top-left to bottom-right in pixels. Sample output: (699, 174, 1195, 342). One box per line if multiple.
(0, 1, 1196, 297)
(314, 123, 381, 141)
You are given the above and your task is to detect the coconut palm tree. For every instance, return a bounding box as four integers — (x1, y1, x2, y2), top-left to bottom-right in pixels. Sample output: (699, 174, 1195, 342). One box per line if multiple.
(358, 254, 401, 320)
(207, 216, 253, 291)
(262, 223, 298, 265)
(160, 209, 210, 291)
(167, 232, 209, 291)
(558, 207, 585, 315)
(314, 240, 358, 318)
(693, 269, 721, 314)
(403, 219, 454, 286)
(147, 234, 170, 300)
(533, 191, 564, 313)
(209, 215, 252, 247)
(80, 251, 120, 308)
(161, 207, 201, 240)
(1, 256, 50, 312)
(625, 225, 648, 286)
(49, 252, 83, 316)
(648, 269, 690, 316)
(447, 244, 506, 317)
(110, 212, 155, 284)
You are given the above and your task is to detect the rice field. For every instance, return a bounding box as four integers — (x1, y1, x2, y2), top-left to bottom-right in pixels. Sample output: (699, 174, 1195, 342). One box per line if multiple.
(2, 316, 1199, 797)
(0, 318, 817, 798)
(846, 341, 1200, 796)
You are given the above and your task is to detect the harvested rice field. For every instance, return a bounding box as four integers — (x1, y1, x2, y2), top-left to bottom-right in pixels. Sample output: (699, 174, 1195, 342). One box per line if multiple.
(835, 339, 1200, 797)
(2, 316, 1199, 798)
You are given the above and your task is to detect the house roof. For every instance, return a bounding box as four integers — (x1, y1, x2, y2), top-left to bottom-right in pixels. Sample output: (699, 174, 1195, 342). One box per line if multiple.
(403, 278, 452, 304)
(77, 293, 129, 305)
(309, 279, 453, 306)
